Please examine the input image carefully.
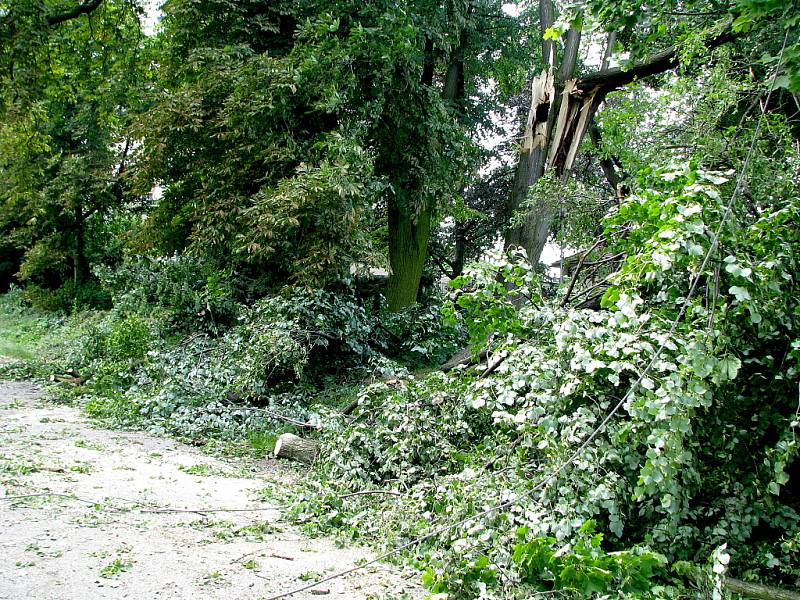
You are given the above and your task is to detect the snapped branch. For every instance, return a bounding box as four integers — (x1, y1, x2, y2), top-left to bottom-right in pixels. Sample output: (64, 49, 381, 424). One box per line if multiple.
(577, 30, 736, 96)
(47, 0, 103, 26)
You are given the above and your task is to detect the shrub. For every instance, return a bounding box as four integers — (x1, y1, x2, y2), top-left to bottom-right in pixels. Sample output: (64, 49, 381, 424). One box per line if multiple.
(96, 254, 239, 332)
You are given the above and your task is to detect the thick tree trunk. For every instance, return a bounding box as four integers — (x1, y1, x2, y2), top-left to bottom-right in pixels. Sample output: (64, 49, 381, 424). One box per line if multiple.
(505, 71, 599, 264)
(505, 3, 733, 266)
(386, 194, 432, 311)
(273, 433, 318, 465)
(386, 35, 465, 312)
(504, 69, 555, 256)
(451, 220, 468, 278)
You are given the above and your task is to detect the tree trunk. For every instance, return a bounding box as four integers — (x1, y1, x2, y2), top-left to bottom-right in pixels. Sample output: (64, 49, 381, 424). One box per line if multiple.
(386, 193, 432, 311)
(451, 220, 468, 278)
(273, 433, 318, 465)
(385, 34, 465, 312)
(588, 121, 623, 197)
(504, 2, 733, 266)
(73, 203, 89, 284)
(725, 578, 800, 600)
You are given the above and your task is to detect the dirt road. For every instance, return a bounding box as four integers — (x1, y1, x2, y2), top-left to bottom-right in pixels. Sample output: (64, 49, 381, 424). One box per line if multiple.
(0, 380, 421, 600)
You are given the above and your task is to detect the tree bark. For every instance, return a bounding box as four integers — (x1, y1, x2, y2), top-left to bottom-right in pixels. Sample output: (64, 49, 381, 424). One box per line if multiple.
(385, 34, 466, 311)
(588, 122, 623, 196)
(386, 193, 432, 311)
(505, 12, 588, 263)
(47, 0, 103, 26)
(73, 203, 89, 284)
(725, 578, 800, 600)
(451, 220, 468, 278)
(273, 433, 318, 465)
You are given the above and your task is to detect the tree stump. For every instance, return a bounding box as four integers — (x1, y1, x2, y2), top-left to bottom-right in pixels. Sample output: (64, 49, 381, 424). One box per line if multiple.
(274, 433, 318, 465)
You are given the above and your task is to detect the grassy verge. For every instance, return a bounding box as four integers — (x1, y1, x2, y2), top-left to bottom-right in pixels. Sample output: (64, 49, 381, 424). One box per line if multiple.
(0, 292, 51, 360)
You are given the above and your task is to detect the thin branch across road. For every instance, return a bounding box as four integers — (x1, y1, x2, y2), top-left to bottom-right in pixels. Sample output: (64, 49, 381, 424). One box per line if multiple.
(0, 380, 421, 600)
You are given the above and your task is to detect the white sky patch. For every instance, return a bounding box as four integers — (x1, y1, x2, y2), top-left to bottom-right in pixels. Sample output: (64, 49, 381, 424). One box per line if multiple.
(141, 0, 161, 36)
(502, 2, 523, 17)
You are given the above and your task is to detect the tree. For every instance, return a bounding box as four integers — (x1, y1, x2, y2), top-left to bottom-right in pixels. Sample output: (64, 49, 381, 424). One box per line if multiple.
(137, 0, 519, 310)
(0, 0, 147, 294)
(504, 0, 797, 265)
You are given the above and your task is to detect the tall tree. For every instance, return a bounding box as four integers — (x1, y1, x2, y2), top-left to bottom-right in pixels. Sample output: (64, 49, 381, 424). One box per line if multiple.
(137, 0, 518, 310)
(0, 0, 147, 292)
(503, 0, 796, 265)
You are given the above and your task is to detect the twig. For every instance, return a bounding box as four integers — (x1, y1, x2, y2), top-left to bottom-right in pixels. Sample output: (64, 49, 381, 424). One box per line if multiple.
(140, 506, 282, 514)
(338, 490, 402, 499)
(480, 353, 508, 379)
(230, 407, 320, 431)
(575, 292, 606, 309)
(579, 252, 624, 268)
(560, 238, 605, 307)
(568, 277, 611, 304)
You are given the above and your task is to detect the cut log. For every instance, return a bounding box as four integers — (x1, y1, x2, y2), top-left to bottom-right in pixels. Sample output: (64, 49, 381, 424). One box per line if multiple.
(726, 577, 800, 600)
(274, 433, 318, 465)
(440, 345, 489, 372)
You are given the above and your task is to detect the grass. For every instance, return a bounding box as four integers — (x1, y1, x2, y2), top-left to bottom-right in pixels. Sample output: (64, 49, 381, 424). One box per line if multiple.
(178, 463, 231, 477)
(99, 558, 133, 578)
(0, 457, 40, 475)
(0, 294, 52, 361)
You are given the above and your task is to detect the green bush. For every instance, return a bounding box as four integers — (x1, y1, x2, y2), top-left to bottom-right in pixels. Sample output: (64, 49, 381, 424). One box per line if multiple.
(96, 254, 239, 332)
(20, 280, 110, 314)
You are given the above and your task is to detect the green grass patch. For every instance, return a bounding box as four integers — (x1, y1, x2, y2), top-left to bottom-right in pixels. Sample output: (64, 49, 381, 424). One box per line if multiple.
(99, 558, 133, 578)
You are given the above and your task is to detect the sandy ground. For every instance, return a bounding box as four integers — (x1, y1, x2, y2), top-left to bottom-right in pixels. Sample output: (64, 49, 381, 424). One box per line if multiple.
(0, 379, 422, 600)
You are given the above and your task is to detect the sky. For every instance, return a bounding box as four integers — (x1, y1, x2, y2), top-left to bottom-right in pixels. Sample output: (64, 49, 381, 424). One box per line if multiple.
(142, 0, 161, 35)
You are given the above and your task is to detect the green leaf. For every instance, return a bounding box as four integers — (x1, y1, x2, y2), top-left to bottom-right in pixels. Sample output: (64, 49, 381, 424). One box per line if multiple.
(729, 286, 751, 302)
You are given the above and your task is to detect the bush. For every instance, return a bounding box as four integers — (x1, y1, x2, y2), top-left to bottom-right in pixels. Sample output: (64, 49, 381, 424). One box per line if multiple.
(20, 280, 110, 314)
(96, 254, 239, 332)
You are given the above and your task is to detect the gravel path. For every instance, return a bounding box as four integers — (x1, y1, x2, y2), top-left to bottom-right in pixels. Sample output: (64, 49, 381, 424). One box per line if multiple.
(0, 379, 421, 600)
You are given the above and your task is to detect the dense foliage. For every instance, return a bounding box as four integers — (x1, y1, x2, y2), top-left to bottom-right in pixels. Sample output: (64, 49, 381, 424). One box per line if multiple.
(1, 0, 799, 598)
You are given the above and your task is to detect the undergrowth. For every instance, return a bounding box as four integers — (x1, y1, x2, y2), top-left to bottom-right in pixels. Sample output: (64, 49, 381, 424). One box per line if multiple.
(0, 167, 798, 599)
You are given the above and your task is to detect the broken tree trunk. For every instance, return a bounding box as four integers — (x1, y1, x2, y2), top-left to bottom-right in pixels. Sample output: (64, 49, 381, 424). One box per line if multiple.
(274, 433, 318, 465)
(505, 8, 735, 266)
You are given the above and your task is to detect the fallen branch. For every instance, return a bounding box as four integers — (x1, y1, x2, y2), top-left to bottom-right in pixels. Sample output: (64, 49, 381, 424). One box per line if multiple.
(568, 277, 612, 305)
(140, 506, 281, 514)
(274, 433, 318, 465)
(338, 490, 402, 499)
(480, 355, 507, 379)
(561, 238, 605, 307)
(232, 406, 320, 431)
(726, 577, 800, 600)
(440, 342, 491, 372)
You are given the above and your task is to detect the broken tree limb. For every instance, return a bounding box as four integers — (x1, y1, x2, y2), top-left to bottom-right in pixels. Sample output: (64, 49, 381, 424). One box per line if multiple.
(274, 433, 318, 465)
(440, 333, 496, 372)
(576, 30, 736, 97)
(233, 406, 320, 431)
(47, 0, 103, 25)
(440, 345, 490, 372)
(338, 490, 402, 499)
(725, 577, 800, 600)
